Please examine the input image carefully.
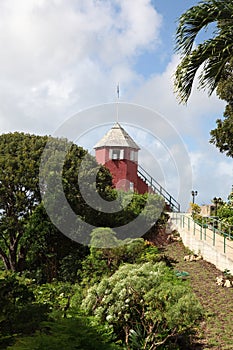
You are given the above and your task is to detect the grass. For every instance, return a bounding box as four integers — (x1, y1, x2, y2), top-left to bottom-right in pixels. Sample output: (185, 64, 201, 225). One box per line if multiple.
(163, 240, 233, 350)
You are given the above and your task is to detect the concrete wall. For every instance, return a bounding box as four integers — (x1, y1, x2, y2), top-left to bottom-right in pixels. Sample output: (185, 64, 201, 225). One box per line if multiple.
(170, 214, 233, 274)
(179, 227, 233, 274)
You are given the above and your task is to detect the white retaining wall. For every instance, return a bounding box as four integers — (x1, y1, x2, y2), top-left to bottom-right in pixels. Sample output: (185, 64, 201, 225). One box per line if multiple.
(179, 227, 233, 274)
(170, 214, 233, 274)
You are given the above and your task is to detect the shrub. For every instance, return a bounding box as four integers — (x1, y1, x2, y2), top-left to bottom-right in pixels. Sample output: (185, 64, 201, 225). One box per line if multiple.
(80, 228, 147, 286)
(0, 272, 48, 348)
(32, 281, 82, 319)
(81, 262, 203, 349)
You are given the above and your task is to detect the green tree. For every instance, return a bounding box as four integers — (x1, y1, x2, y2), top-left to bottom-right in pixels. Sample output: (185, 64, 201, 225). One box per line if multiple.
(82, 262, 203, 349)
(0, 132, 166, 278)
(23, 202, 88, 283)
(216, 188, 233, 230)
(190, 203, 201, 221)
(217, 204, 233, 229)
(0, 132, 111, 273)
(210, 63, 233, 157)
(0, 133, 48, 271)
(174, 0, 233, 103)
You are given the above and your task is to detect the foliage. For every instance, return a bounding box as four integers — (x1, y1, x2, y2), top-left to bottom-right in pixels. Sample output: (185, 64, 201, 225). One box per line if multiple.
(81, 261, 203, 349)
(32, 281, 82, 319)
(210, 62, 233, 157)
(174, 0, 233, 103)
(174, 0, 233, 157)
(23, 203, 88, 283)
(0, 132, 111, 274)
(190, 203, 202, 224)
(120, 191, 165, 226)
(190, 203, 201, 216)
(80, 229, 148, 286)
(0, 133, 48, 271)
(0, 132, 165, 278)
(92, 192, 166, 240)
(6, 317, 123, 350)
(216, 203, 233, 232)
(0, 271, 48, 348)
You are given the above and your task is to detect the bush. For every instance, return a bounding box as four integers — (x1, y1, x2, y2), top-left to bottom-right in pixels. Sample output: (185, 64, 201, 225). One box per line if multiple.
(0, 272, 48, 348)
(80, 229, 149, 286)
(81, 262, 203, 349)
(32, 281, 83, 319)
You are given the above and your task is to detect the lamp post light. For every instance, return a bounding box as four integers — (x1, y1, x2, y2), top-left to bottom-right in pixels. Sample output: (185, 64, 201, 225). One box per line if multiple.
(191, 190, 198, 204)
(213, 197, 223, 216)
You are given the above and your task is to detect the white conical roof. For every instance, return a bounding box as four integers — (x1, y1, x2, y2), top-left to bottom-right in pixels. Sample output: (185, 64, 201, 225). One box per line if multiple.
(94, 122, 140, 150)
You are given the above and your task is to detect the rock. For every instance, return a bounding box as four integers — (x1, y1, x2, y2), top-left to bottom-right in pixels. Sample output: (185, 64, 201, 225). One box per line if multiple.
(224, 279, 232, 288)
(195, 255, 203, 261)
(183, 255, 190, 261)
(183, 254, 203, 262)
(173, 236, 182, 242)
(166, 234, 173, 243)
(189, 254, 196, 262)
(216, 276, 224, 286)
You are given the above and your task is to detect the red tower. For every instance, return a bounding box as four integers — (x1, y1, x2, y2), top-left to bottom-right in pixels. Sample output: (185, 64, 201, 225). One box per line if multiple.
(94, 123, 148, 194)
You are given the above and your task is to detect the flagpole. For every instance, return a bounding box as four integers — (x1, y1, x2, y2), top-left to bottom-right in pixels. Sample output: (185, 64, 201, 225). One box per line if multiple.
(116, 83, 119, 123)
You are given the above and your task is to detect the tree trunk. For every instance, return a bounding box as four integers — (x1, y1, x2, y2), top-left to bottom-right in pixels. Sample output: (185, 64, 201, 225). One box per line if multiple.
(17, 246, 27, 272)
(0, 249, 11, 270)
(9, 246, 18, 271)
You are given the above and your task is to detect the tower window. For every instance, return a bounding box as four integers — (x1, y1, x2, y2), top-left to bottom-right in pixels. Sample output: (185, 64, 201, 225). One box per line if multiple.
(130, 150, 138, 162)
(110, 149, 124, 160)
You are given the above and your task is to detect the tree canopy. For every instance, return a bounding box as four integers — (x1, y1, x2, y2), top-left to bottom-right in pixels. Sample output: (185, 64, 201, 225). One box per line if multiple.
(210, 63, 233, 157)
(0, 132, 166, 276)
(0, 132, 111, 273)
(0, 133, 48, 271)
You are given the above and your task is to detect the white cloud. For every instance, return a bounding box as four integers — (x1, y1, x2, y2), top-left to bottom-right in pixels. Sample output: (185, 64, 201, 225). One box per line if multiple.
(0, 0, 162, 134)
(189, 147, 232, 205)
(131, 55, 226, 138)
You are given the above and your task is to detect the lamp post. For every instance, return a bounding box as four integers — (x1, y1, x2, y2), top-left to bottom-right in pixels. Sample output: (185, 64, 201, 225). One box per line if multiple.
(191, 190, 198, 204)
(213, 197, 222, 216)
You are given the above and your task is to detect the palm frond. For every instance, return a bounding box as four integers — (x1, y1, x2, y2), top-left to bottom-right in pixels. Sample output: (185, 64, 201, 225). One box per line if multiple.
(174, 33, 233, 103)
(175, 0, 233, 55)
(174, 0, 233, 103)
(199, 39, 233, 93)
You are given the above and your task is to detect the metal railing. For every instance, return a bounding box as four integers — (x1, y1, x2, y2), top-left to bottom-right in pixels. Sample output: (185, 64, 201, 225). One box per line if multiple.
(137, 165, 180, 212)
(170, 213, 233, 255)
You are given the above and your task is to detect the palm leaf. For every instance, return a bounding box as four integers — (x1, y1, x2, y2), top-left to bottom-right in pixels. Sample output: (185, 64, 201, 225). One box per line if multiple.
(176, 0, 233, 55)
(174, 0, 233, 103)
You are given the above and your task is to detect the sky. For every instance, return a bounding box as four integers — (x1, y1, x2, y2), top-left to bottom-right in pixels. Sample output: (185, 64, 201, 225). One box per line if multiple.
(0, 0, 232, 211)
